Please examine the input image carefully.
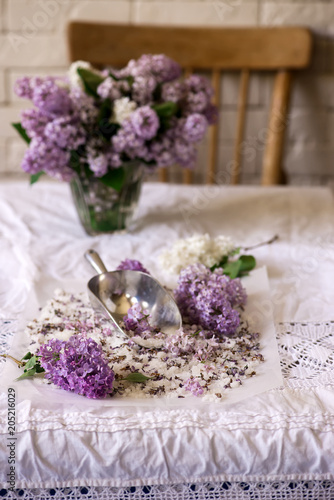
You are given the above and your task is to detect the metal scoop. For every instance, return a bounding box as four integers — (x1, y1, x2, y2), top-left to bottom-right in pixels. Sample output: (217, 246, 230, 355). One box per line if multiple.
(84, 249, 182, 347)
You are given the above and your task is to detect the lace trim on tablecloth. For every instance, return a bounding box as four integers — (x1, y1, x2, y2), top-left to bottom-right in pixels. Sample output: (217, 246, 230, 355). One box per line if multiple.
(1, 480, 334, 500)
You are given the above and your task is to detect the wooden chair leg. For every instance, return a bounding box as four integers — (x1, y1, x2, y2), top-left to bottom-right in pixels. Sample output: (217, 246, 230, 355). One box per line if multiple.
(261, 70, 292, 185)
(183, 169, 193, 184)
(231, 69, 250, 185)
(206, 70, 221, 184)
(159, 168, 168, 182)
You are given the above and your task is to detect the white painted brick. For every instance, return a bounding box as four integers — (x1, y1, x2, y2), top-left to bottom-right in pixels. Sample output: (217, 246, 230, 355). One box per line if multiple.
(289, 174, 324, 187)
(285, 144, 334, 176)
(291, 73, 334, 108)
(8, 67, 67, 102)
(5, 138, 28, 174)
(309, 38, 331, 73)
(7, 0, 59, 32)
(133, 1, 258, 26)
(0, 137, 6, 173)
(258, 72, 275, 107)
(218, 110, 237, 142)
(220, 73, 261, 107)
(238, 173, 261, 185)
(6, 1, 131, 32)
(287, 109, 330, 144)
(326, 111, 334, 143)
(68, 1, 131, 24)
(217, 142, 259, 179)
(260, 3, 334, 35)
(218, 109, 269, 144)
(244, 109, 269, 141)
(0, 0, 4, 32)
(0, 105, 29, 137)
(0, 34, 67, 67)
(0, 70, 5, 103)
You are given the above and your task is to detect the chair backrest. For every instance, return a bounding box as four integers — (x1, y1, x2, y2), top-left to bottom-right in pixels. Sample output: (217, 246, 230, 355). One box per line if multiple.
(68, 23, 313, 185)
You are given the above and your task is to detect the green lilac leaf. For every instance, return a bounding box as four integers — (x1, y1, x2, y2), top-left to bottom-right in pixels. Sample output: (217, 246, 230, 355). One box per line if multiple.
(23, 355, 38, 370)
(12, 123, 31, 144)
(21, 352, 33, 361)
(97, 98, 112, 124)
(223, 260, 242, 279)
(30, 171, 45, 185)
(211, 255, 228, 272)
(69, 150, 81, 172)
(108, 71, 120, 82)
(123, 373, 152, 383)
(77, 68, 105, 97)
(238, 255, 256, 275)
(152, 101, 178, 118)
(99, 167, 125, 192)
(15, 367, 37, 381)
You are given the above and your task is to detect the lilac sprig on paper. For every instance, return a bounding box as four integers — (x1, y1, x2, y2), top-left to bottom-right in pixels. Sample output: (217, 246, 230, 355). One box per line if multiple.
(37, 335, 115, 399)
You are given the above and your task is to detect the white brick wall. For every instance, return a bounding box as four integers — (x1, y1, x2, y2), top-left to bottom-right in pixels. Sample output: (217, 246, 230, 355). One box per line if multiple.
(133, 2, 258, 26)
(0, 0, 334, 185)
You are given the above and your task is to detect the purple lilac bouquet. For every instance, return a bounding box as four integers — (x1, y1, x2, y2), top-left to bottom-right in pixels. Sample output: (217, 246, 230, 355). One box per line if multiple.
(13, 56, 217, 188)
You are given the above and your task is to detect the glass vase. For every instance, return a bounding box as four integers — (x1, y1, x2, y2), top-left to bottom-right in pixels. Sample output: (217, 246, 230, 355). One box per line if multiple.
(70, 162, 145, 236)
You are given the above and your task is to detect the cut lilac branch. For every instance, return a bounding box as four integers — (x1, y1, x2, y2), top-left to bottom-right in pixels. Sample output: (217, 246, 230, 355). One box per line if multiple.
(242, 234, 279, 251)
(0, 353, 25, 367)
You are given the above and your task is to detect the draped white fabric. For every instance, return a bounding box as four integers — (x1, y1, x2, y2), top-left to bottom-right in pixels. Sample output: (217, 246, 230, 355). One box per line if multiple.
(1, 180, 334, 489)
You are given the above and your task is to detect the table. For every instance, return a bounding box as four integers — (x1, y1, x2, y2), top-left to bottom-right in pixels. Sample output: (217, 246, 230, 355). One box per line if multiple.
(1, 180, 334, 500)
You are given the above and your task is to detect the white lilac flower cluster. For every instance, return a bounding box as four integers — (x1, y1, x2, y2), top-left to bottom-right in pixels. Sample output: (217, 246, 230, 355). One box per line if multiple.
(159, 234, 236, 274)
(26, 288, 263, 402)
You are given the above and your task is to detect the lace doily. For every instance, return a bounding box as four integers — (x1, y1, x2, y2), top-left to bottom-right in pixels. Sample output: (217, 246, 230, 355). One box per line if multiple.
(1, 480, 334, 500)
(276, 321, 334, 388)
(0, 319, 16, 374)
(1, 319, 334, 500)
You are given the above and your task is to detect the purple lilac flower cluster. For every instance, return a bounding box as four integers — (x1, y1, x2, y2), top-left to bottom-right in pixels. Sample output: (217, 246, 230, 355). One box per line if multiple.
(14, 55, 217, 181)
(174, 263, 247, 337)
(37, 335, 115, 399)
(123, 302, 154, 338)
(183, 377, 204, 397)
(116, 259, 150, 274)
(164, 326, 220, 361)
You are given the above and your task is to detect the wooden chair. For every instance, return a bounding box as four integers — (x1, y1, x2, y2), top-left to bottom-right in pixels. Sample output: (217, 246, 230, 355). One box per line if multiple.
(67, 23, 313, 185)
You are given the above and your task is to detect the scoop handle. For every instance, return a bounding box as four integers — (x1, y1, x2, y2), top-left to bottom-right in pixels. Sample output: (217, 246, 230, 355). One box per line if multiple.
(84, 249, 108, 274)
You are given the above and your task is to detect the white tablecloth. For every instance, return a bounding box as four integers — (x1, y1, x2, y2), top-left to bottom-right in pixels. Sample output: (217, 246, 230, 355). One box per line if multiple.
(1, 180, 334, 496)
